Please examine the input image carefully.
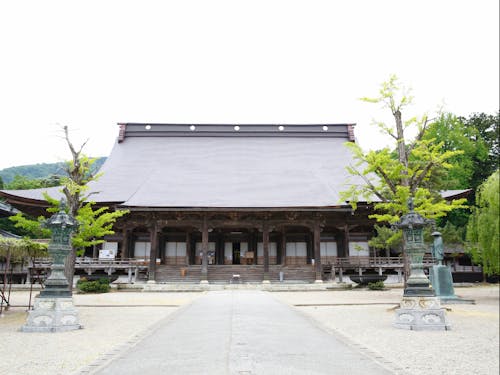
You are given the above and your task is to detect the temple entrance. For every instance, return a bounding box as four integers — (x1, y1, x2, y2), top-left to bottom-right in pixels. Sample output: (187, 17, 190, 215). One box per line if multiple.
(232, 242, 241, 265)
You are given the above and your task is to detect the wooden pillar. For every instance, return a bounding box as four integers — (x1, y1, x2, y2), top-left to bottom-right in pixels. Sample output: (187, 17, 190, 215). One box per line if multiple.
(306, 233, 313, 265)
(280, 229, 287, 266)
(252, 230, 258, 265)
(313, 222, 322, 282)
(121, 228, 129, 259)
(263, 224, 270, 282)
(217, 232, 224, 265)
(148, 223, 159, 282)
(185, 231, 191, 265)
(159, 233, 166, 265)
(344, 224, 350, 257)
(201, 217, 209, 283)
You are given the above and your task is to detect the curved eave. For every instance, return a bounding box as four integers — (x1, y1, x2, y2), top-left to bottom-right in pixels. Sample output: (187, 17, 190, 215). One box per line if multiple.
(0, 190, 124, 217)
(0, 191, 51, 216)
(441, 189, 473, 200)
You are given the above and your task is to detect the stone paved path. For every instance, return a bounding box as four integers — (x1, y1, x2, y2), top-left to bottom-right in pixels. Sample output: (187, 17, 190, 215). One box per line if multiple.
(94, 290, 392, 375)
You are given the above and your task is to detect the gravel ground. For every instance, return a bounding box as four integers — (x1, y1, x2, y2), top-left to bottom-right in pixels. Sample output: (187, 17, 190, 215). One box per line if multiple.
(0, 292, 201, 375)
(273, 285, 499, 375)
(0, 285, 497, 375)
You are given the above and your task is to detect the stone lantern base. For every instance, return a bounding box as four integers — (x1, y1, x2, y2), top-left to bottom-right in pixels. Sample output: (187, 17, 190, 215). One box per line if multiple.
(21, 296, 82, 333)
(394, 296, 451, 331)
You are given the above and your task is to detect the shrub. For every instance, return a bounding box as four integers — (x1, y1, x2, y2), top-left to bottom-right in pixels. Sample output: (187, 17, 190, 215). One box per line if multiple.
(367, 281, 385, 290)
(77, 277, 110, 293)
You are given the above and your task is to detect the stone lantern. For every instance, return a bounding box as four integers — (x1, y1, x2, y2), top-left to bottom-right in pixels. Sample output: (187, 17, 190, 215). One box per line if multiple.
(39, 203, 78, 298)
(21, 201, 82, 332)
(392, 199, 451, 330)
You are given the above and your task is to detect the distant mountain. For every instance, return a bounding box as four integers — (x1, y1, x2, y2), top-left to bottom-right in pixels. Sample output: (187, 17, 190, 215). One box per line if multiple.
(0, 157, 107, 184)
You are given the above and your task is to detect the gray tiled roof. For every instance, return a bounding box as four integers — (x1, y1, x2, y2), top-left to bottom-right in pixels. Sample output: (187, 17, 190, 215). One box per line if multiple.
(90, 135, 358, 207)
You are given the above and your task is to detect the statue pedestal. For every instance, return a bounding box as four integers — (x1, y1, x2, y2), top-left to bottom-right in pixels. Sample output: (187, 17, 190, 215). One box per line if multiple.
(21, 296, 82, 333)
(430, 265, 456, 297)
(430, 265, 475, 304)
(394, 296, 451, 331)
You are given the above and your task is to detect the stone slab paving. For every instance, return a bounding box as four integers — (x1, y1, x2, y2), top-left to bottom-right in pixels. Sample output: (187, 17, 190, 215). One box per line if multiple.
(93, 290, 392, 375)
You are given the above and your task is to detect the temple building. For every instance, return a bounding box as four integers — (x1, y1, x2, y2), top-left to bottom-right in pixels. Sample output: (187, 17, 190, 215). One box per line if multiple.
(0, 123, 405, 283)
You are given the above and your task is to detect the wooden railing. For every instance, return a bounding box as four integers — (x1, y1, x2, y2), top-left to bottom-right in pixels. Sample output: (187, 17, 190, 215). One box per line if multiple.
(324, 256, 437, 268)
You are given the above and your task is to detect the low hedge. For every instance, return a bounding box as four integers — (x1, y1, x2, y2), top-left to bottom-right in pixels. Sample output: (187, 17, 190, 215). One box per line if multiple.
(77, 277, 111, 293)
(367, 281, 385, 290)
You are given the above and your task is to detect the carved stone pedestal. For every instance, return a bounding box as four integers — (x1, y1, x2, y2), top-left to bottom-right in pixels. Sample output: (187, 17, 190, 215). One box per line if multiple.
(394, 296, 451, 331)
(21, 297, 82, 333)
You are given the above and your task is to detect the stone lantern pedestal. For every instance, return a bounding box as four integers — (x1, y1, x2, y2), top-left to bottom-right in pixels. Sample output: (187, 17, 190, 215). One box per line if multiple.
(21, 204, 82, 333)
(22, 297, 81, 332)
(394, 295, 450, 331)
(392, 200, 451, 331)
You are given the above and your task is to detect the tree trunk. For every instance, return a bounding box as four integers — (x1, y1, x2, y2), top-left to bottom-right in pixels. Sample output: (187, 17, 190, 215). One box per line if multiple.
(394, 109, 409, 187)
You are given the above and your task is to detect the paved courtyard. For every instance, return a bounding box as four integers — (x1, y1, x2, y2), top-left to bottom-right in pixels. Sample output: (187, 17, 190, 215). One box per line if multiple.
(0, 285, 498, 375)
(93, 290, 391, 375)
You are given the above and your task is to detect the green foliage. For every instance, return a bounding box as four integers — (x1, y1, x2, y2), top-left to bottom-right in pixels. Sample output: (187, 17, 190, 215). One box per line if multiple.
(439, 221, 466, 245)
(368, 225, 402, 255)
(0, 158, 106, 185)
(72, 202, 128, 255)
(0, 176, 3, 189)
(423, 114, 487, 190)
(5, 174, 62, 190)
(367, 281, 385, 290)
(342, 76, 467, 223)
(459, 112, 499, 189)
(467, 171, 499, 276)
(0, 237, 48, 263)
(342, 76, 468, 251)
(10, 185, 128, 255)
(76, 277, 111, 293)
(9, 213, 52, 238)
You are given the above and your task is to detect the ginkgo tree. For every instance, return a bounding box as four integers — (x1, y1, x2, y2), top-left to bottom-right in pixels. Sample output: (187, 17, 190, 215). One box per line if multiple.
(341, 75, 467, 242)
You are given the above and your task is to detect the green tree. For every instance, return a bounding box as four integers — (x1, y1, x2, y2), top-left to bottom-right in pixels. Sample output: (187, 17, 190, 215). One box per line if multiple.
(368, 225, 402, 257)
(0, 176, 3, 189)
(341, 75, 467, 227)
(423, 113, 489, 190)
(4, 174, 61, 190)
(466, 171, 499, 276)
(0, 237, 48, 263)
(459, 112, 499, 190)
(10, 126, 128, 289)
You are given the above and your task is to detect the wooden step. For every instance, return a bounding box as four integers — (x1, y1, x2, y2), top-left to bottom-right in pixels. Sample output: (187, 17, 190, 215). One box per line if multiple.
(154, 264, 316, 283)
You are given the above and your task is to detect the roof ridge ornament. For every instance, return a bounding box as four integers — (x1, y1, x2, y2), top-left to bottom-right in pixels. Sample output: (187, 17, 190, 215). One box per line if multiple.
(117, 123, 356, 139)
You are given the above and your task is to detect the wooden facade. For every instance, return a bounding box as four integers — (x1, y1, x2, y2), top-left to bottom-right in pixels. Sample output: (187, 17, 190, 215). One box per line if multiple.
(100, 207, 375, 282)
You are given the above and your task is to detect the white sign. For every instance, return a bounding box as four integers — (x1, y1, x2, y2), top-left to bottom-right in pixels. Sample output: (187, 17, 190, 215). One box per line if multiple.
(99, 249, 116, 259)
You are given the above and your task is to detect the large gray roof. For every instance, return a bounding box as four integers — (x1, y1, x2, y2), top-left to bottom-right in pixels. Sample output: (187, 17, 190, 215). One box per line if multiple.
(2, 124, 361, 208)
(96, 123, 359, 207)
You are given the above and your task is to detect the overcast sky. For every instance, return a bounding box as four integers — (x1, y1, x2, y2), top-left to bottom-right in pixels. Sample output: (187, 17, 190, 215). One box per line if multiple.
(0, 0, 498, 170)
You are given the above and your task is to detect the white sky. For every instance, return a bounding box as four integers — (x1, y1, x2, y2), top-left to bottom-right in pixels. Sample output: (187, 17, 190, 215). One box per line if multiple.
(0, 0, 498, 170)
